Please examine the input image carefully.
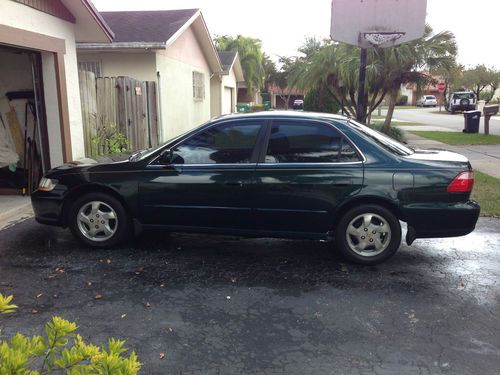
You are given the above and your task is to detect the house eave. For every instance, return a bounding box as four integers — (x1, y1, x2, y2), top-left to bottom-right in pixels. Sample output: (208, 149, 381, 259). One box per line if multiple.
(76, 42, 166, 50)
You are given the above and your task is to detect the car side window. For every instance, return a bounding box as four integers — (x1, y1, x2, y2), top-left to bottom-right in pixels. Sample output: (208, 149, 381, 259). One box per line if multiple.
(265, 121, 360, 163)
(171, 122, 262, 164)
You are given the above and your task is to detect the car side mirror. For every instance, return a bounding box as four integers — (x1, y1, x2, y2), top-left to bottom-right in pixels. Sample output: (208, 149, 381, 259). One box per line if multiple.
(158, 149, 174, 164)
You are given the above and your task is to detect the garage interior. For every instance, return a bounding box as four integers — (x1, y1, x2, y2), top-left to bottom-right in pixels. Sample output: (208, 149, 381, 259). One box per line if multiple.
(0, 45, 49, 196)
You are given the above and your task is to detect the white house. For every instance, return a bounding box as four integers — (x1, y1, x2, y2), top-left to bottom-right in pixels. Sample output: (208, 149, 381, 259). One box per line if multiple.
(77, 9, 223, 142)
(210, 51, 244, 117)
(0, 0, 112, 195)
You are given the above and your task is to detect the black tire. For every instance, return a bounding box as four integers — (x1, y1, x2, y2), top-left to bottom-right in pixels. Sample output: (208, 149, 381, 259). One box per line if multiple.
(334, 204, 402, 265)
(68, 192, 130, 247)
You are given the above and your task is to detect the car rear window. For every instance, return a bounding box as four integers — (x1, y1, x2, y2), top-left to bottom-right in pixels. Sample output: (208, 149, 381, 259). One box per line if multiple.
(453, 93, 475, 99)
(348, 120, 414, 156)
(426, 96, 436, 99)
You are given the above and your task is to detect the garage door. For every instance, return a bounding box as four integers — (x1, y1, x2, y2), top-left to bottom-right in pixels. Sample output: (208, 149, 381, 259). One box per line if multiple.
(222, 87, 233, 115)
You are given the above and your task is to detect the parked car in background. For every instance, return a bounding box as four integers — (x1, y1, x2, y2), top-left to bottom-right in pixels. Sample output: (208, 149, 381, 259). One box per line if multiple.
(293, 99, 304, 110)
(416, 95, 438, 107)
(31, 112, 480, 265)
(447, 91, 477, 113)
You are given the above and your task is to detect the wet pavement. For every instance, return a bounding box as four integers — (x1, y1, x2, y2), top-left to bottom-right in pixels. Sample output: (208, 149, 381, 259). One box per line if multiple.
(0, 218, 499, 374)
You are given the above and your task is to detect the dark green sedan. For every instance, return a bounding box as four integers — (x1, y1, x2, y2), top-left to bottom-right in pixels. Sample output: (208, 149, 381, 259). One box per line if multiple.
(32, 112, 480, 265)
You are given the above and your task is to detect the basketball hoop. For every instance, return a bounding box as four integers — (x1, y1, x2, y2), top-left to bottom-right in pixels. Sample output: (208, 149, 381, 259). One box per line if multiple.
(362, 32, 406, 47)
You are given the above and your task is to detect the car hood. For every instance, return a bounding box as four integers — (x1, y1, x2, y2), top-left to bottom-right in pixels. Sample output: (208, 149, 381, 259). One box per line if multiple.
(404, 149, 469, 163)
(46, 158, 133, 177)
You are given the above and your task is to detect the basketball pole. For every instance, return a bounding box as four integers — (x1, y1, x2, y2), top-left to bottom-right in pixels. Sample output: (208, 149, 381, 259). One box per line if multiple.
(356, 48, 368, 123)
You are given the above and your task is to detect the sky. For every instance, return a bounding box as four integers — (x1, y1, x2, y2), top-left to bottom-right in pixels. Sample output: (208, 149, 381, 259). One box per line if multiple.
(91, 0, 499, 69)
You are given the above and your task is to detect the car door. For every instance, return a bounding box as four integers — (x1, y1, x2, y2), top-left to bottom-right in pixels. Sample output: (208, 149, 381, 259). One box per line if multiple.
(139, 119, 266, 229)
(253, 119, 364, 234)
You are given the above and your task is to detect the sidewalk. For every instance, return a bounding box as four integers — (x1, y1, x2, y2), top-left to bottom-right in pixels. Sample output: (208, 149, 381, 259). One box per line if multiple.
(405, 132, 500, 178)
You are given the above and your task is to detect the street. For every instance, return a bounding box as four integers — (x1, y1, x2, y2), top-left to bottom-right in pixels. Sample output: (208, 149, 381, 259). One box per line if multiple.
(390, 107, 500, 135)
(1, 219, 499, 374)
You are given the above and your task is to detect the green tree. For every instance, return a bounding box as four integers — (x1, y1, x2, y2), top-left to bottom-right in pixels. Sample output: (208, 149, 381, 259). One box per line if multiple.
(460, 65, 492, 101)
(215, 35, 264, 94)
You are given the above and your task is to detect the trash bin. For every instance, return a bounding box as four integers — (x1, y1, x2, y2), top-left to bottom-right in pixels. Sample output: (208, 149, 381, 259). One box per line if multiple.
(236, 103, 251, 113)
(463, 110, 481, 133)
(263, 101, 271, 111)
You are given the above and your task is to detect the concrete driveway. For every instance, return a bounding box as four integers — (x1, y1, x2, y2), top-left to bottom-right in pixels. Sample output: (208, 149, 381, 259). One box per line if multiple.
(1, 219, 500, 374)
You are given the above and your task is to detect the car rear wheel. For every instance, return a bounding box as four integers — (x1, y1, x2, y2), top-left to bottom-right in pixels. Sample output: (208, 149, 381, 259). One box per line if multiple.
(69, 192, 129, 247)
(335, 205, 401, 265)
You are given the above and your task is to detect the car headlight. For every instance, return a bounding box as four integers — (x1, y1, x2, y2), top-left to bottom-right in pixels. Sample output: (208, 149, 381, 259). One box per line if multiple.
(38, 177, 58, 192)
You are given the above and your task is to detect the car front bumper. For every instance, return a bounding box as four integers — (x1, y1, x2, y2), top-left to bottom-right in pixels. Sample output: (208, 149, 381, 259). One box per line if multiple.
(31, 189, 66, 226)
(402, 200, 480, 244)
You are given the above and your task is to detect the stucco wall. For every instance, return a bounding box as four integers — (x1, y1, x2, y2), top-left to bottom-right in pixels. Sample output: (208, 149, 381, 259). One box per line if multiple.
(210, 75, 222, 118)
(210, 69, 237, 117)
(78, 51, 157, 82)
(157, 25, 211, 140)
(0, 0, 85, 163)
(221, 69, 237, 115)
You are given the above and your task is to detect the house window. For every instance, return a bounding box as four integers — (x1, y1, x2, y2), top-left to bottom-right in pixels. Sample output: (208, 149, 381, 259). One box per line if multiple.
(78, 61, 102, 78)
(192, 71, 205, 100)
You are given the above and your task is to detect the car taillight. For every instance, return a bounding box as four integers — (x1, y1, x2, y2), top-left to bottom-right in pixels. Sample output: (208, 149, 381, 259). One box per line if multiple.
(447, 171, 474, 193)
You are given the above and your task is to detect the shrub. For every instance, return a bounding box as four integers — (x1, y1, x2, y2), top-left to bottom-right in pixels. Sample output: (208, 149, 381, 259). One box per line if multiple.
(92, 124, 129, 156)
(370, 124, 406, 143)
(303, 86, 340, 114)
(251, 105, 265, 112)
(0, 294, 141, 374)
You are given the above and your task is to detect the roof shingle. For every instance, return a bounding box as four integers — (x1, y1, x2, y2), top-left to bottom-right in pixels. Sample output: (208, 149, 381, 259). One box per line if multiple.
(217, 51, 237, 72)
(100, 9, 199, 43)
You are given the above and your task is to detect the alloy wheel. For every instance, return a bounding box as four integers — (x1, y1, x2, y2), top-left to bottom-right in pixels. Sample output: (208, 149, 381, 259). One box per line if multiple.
(346, 213, 392, 257)
(77, 201, 118, 242)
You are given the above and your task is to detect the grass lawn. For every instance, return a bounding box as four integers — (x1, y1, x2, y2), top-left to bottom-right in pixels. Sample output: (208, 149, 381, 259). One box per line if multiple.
(409, 131, 500, 145)
(430, 110, 452, 115)
(472, 171, 500, 216)
(370, 118, 422, 126)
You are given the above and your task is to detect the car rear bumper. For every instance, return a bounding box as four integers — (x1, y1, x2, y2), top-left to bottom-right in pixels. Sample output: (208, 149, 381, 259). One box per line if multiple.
(403, 200, 480, 242)
(31, 190, 65, 226)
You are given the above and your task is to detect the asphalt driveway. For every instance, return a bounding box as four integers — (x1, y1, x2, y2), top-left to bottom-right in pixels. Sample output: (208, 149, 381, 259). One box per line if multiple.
(1, 218, 499, 374)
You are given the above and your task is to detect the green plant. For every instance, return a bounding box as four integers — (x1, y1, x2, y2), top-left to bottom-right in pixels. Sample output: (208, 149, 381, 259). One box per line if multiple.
(0, 294, 141, 374)
(92, 124, 129, 156)
(251, 104, 265, 112)
(303, 85, 340, 114)
(0, 294, 17, 314)
(370, 124, 406, 143)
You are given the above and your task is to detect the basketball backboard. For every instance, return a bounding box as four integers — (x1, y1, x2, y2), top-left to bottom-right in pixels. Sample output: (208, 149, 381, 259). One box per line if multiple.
(331, 0, 427, 48)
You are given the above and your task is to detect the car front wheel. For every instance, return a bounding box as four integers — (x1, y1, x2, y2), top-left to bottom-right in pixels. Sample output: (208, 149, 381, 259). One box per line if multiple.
(69, 192, 129, 247)
(335, 205, 402, 265)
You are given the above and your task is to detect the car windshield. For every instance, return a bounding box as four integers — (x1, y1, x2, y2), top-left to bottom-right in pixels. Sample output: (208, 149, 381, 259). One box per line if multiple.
(426, 96, 436, 99)
(347, 119, 414, 156)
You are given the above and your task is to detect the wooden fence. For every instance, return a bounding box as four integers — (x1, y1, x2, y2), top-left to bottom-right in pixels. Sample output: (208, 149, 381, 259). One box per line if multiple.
(79, 71, 158, 157)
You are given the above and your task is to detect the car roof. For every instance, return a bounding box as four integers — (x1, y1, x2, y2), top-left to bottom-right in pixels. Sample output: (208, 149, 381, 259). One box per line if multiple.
(214, 110, 347, 122)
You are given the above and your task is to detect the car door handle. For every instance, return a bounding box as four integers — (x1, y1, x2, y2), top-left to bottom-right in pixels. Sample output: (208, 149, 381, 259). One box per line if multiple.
(224, 181, 244, 187)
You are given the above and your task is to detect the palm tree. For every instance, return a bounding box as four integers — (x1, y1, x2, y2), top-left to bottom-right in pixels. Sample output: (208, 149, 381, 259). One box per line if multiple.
(289, 26, 457, 128)
(215, 35, 264, 94)
(381, 26, 457, 130)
